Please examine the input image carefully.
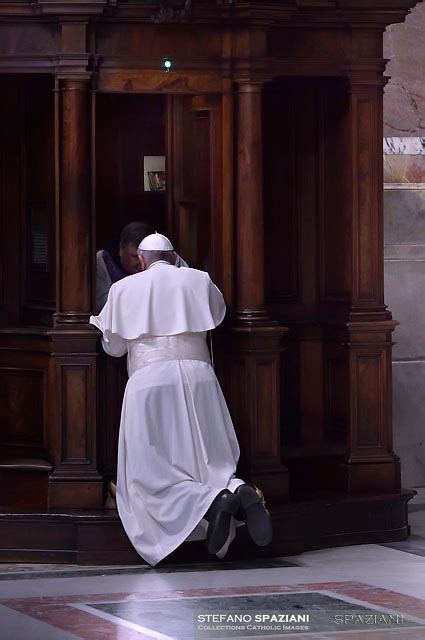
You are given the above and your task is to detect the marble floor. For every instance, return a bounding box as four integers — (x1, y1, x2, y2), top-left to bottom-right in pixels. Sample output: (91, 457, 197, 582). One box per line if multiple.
(1, 490, 425, 640)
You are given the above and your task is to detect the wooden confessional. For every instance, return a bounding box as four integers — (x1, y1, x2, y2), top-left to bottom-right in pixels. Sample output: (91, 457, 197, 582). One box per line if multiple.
(0, 0, 418, 564)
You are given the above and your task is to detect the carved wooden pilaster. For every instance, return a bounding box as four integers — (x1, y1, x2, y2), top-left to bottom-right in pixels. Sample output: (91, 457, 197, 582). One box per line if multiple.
(48, 329, 102, 508)
(48, 74, 102, 508)
(347, 68, 388, 321)
(321, 64, 401, 494)
(323, 320, 400, 494)
(229, 80, 288, 501)
(229, 325, 288, 501)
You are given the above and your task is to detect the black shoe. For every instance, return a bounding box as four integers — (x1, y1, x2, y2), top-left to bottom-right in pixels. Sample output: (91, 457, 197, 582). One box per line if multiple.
(236, 484, 273, 547)
(206, 490, 240, 555)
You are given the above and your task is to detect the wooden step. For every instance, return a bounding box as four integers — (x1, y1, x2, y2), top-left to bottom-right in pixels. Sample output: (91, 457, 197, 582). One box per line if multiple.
(0, 458, 52, 510)
(0, 491, 414, 565)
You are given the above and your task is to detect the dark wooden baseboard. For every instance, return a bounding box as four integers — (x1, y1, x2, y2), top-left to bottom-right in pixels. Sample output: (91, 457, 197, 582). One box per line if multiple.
(0, 490, 414, 565)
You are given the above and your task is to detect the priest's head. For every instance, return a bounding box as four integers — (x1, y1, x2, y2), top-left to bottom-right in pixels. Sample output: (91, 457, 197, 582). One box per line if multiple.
(119, 221, 153, 274)
(137, 232, 176, 271)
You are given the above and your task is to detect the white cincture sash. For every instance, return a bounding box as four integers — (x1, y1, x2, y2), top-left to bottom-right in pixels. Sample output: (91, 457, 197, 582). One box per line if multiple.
(127, 332, 210, 377)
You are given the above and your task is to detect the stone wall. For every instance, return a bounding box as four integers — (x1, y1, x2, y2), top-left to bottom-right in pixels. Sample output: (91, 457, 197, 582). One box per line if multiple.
(383, 0, 425, 487)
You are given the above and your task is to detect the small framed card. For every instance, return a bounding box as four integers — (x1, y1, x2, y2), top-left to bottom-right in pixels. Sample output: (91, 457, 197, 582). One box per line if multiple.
(144, 156, 165, 191)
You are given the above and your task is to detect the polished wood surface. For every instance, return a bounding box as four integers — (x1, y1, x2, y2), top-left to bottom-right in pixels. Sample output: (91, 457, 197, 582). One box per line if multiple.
(236, 82, 266, 319)
(0, 490, 413, 564)
(56, 79, 91, 323)
(0, 78, 24, 326)
(0, 0, 419, 560)
(95, 93, 167, 248)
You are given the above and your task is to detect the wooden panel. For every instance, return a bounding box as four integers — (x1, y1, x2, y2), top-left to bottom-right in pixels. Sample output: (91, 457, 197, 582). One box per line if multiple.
(61, 365, 92, 464)
(325, 352, 350, 445)
(0, 24, 59, 55)
(0, 75, 55, 326)
(228, 327, 288, 500)
(0, 77, 22, 325)
(0, 468, 49, 510)
(268, 28, 348, 61)
(0, 520, 75, 552)
(322, 323, 399, 494)
(354, 93, 380, 304)
(96, 70, 223, 94)
(95, 93, 166, 251)
(180, 104, 212, 269)
(263, 83, 299, 305)
(318, 76, 385, 315)
(0, 368, 45, 452)
(263, 78, 320, 318)
(355, 352, 384, 449)
(280, 338, 299, 446)
(95, 23, 222, 58)
(263, 79, 325, 455)
(48, 332, 102, 508)
(62, 22, 86, 54)
(320, 81, 352, 302)
(97, 352, 127, 476)
(170, 94, 223, 280)
(299, 337, 324, 445)
(352, 29, 383, 59)
(255, 359, 278, 457)
(23, 75, 55, 321)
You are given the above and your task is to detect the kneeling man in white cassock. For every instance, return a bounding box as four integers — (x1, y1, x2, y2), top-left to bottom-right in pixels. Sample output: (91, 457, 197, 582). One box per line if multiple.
(90, 232, 272, 566)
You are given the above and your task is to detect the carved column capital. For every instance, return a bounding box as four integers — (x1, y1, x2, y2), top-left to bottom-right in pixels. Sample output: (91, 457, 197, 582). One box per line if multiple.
(234, 72, 274, 87)
(343, 62, 388, 93)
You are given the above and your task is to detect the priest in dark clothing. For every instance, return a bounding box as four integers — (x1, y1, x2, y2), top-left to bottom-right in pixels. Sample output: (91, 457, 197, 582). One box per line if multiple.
(96, 221, 188, 312)
(96, 221, 153, 312)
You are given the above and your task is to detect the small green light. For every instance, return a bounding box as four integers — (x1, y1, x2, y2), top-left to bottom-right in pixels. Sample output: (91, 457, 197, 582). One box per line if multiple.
(163, 58, 172, 72)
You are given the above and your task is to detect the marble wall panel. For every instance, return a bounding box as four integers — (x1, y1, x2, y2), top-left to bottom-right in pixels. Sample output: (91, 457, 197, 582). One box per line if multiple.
(384, 2, 425, 137)
(393, 361, 425, 487)
(384, 3, 425, 185)
(384, 189, 425, 245)
(385, 253, 425, 360)
(384, 187, 425, 487)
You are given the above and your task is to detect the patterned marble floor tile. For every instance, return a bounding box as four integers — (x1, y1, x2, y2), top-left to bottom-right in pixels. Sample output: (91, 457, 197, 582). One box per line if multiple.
(2, 581, 425, 639)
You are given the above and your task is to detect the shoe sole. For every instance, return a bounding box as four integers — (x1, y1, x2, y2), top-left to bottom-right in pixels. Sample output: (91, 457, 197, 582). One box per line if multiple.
(238, 485, 273, 547)
(207, 493, 240, 554)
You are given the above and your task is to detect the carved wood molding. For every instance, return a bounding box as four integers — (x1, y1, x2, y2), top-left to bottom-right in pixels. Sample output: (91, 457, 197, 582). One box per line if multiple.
(293, 0, 418, 28)
(0, 1, 417, 26)
(32, 0, 109, 16)
(106, 1, 295, 24)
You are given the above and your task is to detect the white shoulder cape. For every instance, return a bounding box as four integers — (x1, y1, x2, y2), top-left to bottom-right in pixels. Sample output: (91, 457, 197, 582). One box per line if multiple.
(89, 263, 226, 340)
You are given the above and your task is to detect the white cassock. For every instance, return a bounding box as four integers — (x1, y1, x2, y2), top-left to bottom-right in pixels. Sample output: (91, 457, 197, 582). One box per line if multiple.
(90, 262, 244, 566)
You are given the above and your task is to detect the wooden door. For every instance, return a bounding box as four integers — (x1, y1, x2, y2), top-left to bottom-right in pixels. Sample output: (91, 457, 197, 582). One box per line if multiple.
(166, 94, 223, 286)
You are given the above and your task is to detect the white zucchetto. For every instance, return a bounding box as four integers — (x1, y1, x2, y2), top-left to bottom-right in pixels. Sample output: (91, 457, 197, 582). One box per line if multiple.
(138, 232, 174, 251)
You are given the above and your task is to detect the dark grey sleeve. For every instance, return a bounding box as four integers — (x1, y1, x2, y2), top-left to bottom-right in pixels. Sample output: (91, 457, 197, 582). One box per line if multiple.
(96, 250, 113, 312)
(175, 253, 189, 268)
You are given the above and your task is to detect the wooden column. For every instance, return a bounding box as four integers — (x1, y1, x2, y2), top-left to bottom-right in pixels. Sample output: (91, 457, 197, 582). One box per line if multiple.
(228, 81, 288, 502)
(321, 64, 400, 494)
(48, 77, 102, 508)
(56, 79, 91, 324)
(236, 83, 267, 321)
